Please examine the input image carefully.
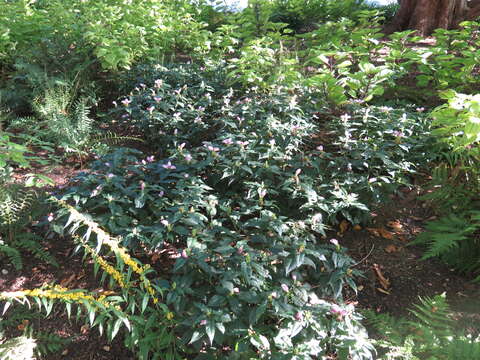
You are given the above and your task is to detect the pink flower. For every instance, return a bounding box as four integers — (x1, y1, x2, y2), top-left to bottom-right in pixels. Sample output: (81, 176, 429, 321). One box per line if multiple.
(154, 79, 162, 88)
(121, 98, 131, 106)
(146, 155, 155, 162)
(107, 173, 114, 178)
(140, 181, 146, 190)
(47, 213, 54, 222)
(159, 191, 164, 197)
(281, 284, 289, 292)
(161, 219, 169, 227)
(162, 161, 176, 170)
(236, 140, 249, 147)
(184, 154, 192, 162)
(154, 96, 162, 103)
(222, 138, 233, 145)
(330, 304, 348, 317)
(207, 145, 220, 152)
(147, 106, 155, 113)
(233, 287, 240, 294)
(330, 239, 339, 246)
(181, 249, 188, 258)
(294, 312, 303, 321)
(200, 319, 207, 326)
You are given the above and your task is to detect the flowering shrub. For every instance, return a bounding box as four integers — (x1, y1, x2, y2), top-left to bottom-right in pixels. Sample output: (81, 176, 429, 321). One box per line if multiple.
(52, 86, 434, 358)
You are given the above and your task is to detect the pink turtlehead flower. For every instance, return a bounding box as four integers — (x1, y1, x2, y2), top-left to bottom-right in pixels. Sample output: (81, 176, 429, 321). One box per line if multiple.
(330, 304, 348, 317)
(162, 161, 176, 170)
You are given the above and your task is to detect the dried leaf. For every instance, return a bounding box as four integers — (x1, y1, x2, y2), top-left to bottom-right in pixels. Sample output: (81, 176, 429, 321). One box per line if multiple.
(367, 227, 394, 240)
(60, 273, 76, 288)
(387, 220, 403, 231)
(339, 220, 349, 234)
(378, 228, 394, 240)
(353, 224, 362, 231)
(372, 264, 390, 289)
(376, 287, 391, 295)
(385, 245, 399, 253)
(151, 253, 160, 264)
(80, 324, 90, 334)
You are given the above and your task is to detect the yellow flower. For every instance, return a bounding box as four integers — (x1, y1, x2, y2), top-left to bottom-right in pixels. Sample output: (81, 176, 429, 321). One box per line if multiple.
(166, 312, 174, 320)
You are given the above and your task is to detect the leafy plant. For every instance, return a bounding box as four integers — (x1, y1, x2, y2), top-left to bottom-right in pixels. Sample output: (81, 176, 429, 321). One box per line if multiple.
(364, 293, 480, 360)
(0, 334, 36, 360)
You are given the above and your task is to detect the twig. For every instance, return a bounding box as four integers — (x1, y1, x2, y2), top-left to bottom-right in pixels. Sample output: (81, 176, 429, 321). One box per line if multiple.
(352, 244, 375, 267)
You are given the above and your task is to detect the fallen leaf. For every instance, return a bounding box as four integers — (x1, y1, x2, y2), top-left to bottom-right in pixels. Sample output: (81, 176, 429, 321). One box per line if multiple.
(60, 273, 76, 288)
(410, 216, 423, 221)
(80, 324, 90, 334)
(387, 220, 403, 231)
(353, 224, 362, 231)
(378, 228, 395, 240)
(366, 227, 395, 240)
(339, 220, 349, 234)
(372, 264, 390, 290)
(61, 350, 69, 356)
(376, 287, 391, 295)
(103, 346, 111, 352)
(385, 245, 399, 253)
(397, 235, 408, 242)
(17, 319, 29, 330)
(151, 253, 160, 264)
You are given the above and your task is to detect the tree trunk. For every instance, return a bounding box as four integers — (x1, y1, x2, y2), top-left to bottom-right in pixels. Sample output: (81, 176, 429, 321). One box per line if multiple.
(385, 0, 470, 35)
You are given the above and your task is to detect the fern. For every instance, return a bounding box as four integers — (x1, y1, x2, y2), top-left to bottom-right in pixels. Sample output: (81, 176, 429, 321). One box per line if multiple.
(33, 331, 69, 358)
(412, 212, 480, 276)
(0, 184, 36, 228)
(0, 184, 57, 269)
(0, 243, 22, 270)
(365, 294, 480, 360)
(0, 335, 36, 360)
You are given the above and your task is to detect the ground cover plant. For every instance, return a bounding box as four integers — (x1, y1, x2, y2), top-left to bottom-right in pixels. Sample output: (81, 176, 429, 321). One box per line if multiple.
(0, 0, 480, 359)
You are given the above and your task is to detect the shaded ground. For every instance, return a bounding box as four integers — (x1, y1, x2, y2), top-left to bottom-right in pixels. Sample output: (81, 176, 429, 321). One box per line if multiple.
(341, 185, 480, 319)
(2, 165, 479, 359)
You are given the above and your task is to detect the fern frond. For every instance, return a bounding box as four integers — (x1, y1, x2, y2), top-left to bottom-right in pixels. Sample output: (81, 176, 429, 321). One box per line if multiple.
(13, 233, 58, 268)
(89, 131, 143, 146)
(0, 185, 37, 227)
(412, 214, 478, 260)
(408, 294, 453, 339)
(444, 337, 480, 360)
(0, 335, 36, 360)
(0, 243, 22, 270)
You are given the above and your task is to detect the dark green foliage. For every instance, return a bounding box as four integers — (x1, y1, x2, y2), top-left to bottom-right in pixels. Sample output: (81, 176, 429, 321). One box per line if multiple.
(364, 294, 480, 360)
(411, 212, 480, 279)
(0, 184, 57, 270)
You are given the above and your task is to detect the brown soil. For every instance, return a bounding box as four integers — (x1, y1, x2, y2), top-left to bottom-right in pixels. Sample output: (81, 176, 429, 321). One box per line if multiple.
(341, 186, 480, 319)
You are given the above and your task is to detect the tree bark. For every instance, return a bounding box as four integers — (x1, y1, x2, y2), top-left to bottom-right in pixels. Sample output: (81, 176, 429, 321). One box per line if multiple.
(385, 0, 472, 35)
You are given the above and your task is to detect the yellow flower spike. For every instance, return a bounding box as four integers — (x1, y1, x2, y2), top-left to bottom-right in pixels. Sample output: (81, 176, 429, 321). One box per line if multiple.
(54, 198, 162, 302)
